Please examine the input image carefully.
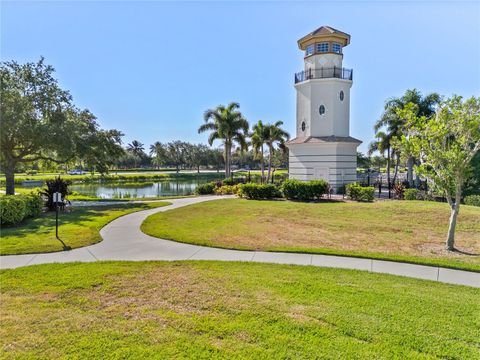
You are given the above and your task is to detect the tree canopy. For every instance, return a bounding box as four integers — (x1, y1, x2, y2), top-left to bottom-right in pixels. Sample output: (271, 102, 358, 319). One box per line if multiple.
(0, 58, 124, 193)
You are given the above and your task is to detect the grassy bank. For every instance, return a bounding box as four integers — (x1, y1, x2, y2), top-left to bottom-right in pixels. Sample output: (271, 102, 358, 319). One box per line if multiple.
(0, 171, 226, 186)
(0, 202, 169, 255)
(1, 261, 478, 359)
(141, 199, 480, 271)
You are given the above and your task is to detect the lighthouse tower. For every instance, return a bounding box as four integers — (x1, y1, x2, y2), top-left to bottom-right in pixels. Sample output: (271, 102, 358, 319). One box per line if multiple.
(286, 26, 361, 192)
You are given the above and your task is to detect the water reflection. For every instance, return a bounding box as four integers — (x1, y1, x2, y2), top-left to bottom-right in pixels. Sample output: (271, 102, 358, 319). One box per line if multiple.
(70, 179, 209, 199)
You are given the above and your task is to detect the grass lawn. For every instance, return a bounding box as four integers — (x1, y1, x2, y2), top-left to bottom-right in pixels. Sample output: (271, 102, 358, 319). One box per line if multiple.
(0, 202, 169, 255)
(141, 199, 480, 271)
(0, 261, 478, 359)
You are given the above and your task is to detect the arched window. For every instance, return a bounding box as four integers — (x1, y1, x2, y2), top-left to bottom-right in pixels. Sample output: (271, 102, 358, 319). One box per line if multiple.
(319, 105, 325, 115)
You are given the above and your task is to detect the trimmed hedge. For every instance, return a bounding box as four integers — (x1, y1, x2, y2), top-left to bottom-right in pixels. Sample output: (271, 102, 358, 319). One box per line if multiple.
(195, 182, 215, 195)
(464, 195, 480, 207)
(238, 183, 280, 199)
(281, 179, 329, 201)
(0, 196, 27, 225)
(346, 183, 374, 202)
(404, 188, 419, 201)
(0, 194, 44, 225)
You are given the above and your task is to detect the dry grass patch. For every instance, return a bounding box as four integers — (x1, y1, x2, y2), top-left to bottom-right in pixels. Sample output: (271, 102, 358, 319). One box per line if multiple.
(141, 199, 480, 271)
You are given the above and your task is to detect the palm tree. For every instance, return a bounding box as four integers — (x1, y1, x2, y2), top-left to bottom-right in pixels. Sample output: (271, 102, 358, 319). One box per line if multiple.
(251, 120, 269, 182)
(198, 102, 249, 178)
(126, 140, 145, 168)
(149, 141, 166, 168)
(374, 89, 440, 186)
(368, 131, 392, 196)
(264, 121, 290, 182)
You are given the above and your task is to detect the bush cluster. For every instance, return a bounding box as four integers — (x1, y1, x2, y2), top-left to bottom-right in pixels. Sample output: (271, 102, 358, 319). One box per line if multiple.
(195, 182, 215, 195)
(346, 184, 374, 202)
(0, 193, 44, 225)
(464, 195, 480, 207)
(214, 185, 239, 195)
(238, 183, 280, 199)
(404, 188, 419, 200)
(281, 179, 329, 201)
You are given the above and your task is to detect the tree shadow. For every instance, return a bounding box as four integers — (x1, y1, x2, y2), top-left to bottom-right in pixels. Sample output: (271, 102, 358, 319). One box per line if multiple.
(451, 248, 479, 256)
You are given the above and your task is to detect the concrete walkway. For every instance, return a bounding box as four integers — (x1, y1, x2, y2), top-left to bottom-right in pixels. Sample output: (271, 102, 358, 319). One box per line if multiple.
(1, 196, 479, 288)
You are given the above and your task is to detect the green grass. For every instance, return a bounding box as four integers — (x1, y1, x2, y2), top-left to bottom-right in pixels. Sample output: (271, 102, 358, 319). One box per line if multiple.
(0, 202, 169, 255)
(0, 261, 478, 359)
(141, 199, 480, 272)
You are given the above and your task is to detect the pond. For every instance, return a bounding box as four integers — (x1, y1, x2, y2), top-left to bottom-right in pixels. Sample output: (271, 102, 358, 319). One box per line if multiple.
(69, 179, 212, 199)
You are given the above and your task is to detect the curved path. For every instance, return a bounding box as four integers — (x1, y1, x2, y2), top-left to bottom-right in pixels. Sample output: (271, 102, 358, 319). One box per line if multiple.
(1, 196, 479, 288)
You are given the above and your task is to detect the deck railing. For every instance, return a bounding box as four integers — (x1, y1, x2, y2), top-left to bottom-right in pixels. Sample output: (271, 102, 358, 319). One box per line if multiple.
(294, 67, 353, 83)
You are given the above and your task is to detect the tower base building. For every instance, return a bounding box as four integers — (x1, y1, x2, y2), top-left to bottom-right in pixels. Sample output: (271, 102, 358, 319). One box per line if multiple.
(286, 26, 361, 192)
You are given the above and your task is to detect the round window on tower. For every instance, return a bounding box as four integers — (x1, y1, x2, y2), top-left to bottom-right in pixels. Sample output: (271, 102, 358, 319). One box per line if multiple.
(301, 121, 306, 131)
(319, 105, 325, 115)
(340, 91, 344, 101)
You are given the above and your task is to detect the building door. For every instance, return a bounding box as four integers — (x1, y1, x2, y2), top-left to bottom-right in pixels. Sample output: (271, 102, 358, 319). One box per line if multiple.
(314, 167, 329, 181)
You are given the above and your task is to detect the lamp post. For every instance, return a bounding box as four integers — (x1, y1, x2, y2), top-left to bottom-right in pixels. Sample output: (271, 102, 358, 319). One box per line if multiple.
(53, 192, 61, 240)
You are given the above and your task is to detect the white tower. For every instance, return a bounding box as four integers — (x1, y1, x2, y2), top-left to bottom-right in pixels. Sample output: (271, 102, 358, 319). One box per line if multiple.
(286, 26, 361, 192)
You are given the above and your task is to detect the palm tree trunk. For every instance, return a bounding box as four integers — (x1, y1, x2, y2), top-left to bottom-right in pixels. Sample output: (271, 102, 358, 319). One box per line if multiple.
(392, 153, 400, 185)
(260, 145, 265, 183)
(386, 146, 391, 198)
(225, 142, 231, 178)
(267, 145, 273, 182)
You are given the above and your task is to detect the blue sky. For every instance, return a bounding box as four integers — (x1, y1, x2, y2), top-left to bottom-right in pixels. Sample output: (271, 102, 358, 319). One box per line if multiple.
(2, 1, 479, 153)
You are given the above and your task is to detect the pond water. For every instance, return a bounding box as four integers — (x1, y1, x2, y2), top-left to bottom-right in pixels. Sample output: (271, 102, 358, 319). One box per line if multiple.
(69, 179, 212, 199)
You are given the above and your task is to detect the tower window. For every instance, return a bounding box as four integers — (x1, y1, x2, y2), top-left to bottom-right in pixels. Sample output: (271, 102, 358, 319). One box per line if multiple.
(340, 91, 344, 101)
(316, 42, 329, 53)
(305, 45, 314, 56)
(301, 121, 306, 131)
(319, 105, 325, 115)
(332, 43, 342, 54)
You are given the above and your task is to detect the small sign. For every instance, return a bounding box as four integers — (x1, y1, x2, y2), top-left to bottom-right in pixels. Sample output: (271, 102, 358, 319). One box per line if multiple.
(53, 192, 62, 203)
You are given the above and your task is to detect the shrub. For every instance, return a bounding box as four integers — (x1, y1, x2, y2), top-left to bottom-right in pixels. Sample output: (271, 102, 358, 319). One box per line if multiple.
(25, 170, 37, 175)
(238, 183, 280, 199)
(214, 185, 239, 195)
(195, 182, 215, 195)
(39, 176, 71, 211)
(404, 188, 420, 201)
(20, 193, 44, 218)
(222, 178, 236, 186)
(281, 179, 329, 201)
(0, 196, 27, 225)
(464, 195, 480, 207)
(346, 183, 374, 202)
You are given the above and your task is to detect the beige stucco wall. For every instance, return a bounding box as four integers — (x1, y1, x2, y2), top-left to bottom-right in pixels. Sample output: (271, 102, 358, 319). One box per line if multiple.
(295, 78, 352, 138)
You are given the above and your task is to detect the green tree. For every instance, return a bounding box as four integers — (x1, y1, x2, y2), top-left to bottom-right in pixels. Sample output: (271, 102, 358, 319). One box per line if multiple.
(251, 120, 269, 182)
(149, 141, 167, 168)
(126, 140, 145, 168)
(375, 89, 441, 186)
(0, 58, 123, 194)
(264, 121, 290, 182)
(398, 96, 480, 250)
(198, 102, 249, 178)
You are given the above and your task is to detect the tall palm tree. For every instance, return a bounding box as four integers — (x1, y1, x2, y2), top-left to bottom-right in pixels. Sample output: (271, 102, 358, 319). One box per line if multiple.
(251, 120, 269, 182)
(374, 89, 440, 186)
(198, 102, 249, 178)
(126, 140, 145, 168)
(264, 121, 290, 182)
(368, 131, 392, 195)
(149, 141, 166, 168)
